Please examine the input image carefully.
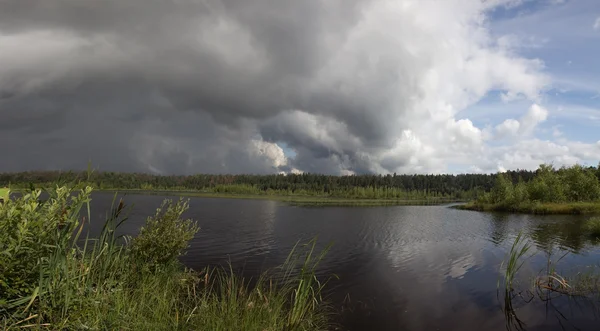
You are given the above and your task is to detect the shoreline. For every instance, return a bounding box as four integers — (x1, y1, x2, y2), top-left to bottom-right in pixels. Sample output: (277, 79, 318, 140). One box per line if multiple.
(95, 189, 466, 206)
(456, 201, 600, 215)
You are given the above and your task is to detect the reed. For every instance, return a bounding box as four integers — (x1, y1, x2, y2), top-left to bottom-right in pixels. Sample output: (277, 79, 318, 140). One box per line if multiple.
(500, 232, 532, 291)
(497, 232, 532, 331)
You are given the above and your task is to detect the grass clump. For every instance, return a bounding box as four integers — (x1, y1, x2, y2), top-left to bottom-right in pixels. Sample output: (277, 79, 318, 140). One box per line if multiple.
(500, 232, 532, 291)
(497, 232, 533, 331)
(0, 185, 332, 330)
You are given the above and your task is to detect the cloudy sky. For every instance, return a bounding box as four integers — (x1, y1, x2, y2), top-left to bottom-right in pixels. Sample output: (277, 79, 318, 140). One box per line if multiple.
(0, 0, 599, 175)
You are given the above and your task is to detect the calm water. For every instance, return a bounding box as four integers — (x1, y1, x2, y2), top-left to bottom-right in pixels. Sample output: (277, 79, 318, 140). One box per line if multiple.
(88, 192, 600, 331)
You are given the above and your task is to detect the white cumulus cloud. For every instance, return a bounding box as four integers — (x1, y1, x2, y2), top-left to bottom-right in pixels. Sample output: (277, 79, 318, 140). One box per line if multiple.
(495, 104, 548, 139)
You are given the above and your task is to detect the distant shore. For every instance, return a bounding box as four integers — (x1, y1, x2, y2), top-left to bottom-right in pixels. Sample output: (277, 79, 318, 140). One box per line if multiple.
(456, 201, 600, 215)
(96, 189, 465, 206)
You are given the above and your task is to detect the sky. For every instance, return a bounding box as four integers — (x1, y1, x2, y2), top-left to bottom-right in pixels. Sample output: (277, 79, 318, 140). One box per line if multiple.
(0, 0, 599, 175)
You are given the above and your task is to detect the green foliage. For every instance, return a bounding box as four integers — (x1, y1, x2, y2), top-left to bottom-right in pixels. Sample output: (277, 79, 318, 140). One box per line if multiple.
(0, 167, 544, 201)
(0, 186, 92, 302)
(561, 164, 600, 202)
(501, 232, 532, 291)
(130, 198, 199, 269)
(512, 179, 529, 205)
(472, 164, 600, 213)
(283, 239, 332, 328)
(528, 164, 565, 203)
(491, 173, 514, 204)
(1, 185, 331, 330)
(0, 187, 8, 203)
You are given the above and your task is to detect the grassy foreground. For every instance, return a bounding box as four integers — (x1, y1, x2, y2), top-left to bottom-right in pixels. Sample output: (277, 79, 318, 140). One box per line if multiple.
(457, 201, 600, 215)
(0, 185, 332, 330)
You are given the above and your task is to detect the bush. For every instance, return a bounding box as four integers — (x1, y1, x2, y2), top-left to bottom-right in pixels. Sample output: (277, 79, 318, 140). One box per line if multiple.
(512, 180, 529, 205)
(491, 173, 514, 204)
(528, 164, 566, 203)
(130, 198, 199, 269)
(0, 186, 92, 303)
(561, 165, 600, 202)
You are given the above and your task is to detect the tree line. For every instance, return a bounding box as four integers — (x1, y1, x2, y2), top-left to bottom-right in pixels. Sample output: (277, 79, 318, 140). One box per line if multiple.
(1, 164, 599, 200)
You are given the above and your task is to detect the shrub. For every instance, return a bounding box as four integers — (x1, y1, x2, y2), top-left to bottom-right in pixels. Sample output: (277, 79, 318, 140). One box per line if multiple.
(528, 164, 566, 203)
(511, 179, 529, 206)
(491, 173, 514, 204)
(0, 186, 91, 303)
(130, 198, 199, 269)
(561, 165, 600, 202)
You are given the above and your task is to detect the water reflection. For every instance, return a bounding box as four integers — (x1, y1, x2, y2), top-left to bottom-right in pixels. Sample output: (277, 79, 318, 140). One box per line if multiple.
(489, 213, 510, 245)
(528, 218, 592, 254)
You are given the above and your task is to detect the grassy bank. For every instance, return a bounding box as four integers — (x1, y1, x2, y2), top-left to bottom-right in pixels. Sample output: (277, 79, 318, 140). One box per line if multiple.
(457, 201, 600, 215)
(0, 185, 332, 330)
(97, 189, 465, 207)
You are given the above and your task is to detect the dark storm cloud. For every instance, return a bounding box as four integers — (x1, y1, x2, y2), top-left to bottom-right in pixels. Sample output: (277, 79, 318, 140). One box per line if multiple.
(0, 0, 549, 174)
(0, 0, 406, 174)
(0, 0, 370, 120)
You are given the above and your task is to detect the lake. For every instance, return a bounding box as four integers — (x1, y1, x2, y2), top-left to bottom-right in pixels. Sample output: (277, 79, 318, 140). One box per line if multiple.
(88, 192, 600, 331)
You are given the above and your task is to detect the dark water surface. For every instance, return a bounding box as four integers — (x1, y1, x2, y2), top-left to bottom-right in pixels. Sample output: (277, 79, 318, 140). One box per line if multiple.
(88, 192, 600, 331)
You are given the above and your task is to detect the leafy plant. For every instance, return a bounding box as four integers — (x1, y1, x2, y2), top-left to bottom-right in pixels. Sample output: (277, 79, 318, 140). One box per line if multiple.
(0, 186, 92, 303)
(0, 187, 9, 203)
(130, 198, 199, 270)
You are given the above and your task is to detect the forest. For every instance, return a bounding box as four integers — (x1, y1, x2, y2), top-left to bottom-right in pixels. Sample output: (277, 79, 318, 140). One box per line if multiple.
(1, 164, 599, 201)
(463, 164, 600, 214)
(0, 168, 532, 200)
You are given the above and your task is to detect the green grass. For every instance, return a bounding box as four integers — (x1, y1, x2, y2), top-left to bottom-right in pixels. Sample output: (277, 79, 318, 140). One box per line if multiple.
(457, 201, 600, 215)
(1, 185, 333, 330)
(98, 189, 464, 207)
(501, 232, 532, 291)
(498, 232, 532, 331)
